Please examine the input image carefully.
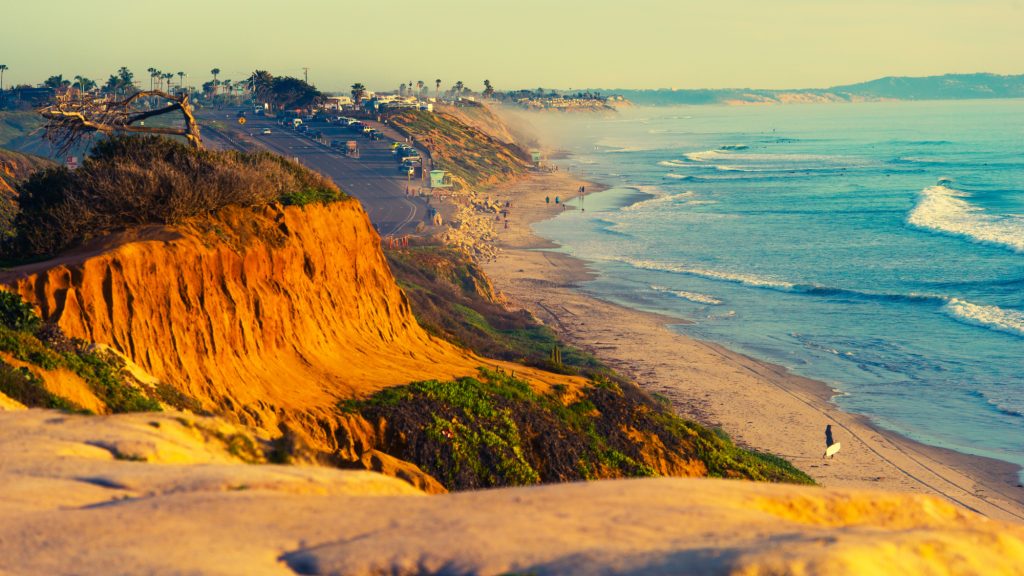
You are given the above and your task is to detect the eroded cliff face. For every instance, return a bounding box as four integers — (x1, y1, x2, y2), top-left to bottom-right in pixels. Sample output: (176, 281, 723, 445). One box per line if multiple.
(1, 200, 485, 433)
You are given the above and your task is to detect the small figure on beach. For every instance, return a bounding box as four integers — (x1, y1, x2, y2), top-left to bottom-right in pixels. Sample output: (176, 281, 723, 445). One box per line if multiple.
(823, 424, 841, 459)
(546, 196, 550, 204)
(555, 196, 560, 204)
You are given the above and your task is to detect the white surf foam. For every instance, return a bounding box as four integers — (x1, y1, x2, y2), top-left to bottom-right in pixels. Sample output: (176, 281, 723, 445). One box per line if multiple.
(650, 284, 723, 305)
(907, 185, 1024, 253)
(621, 191, 696, 212)
(658, 159, 689, 167)
(942, 298, 1024, 338)
(616, 258, 797, 291)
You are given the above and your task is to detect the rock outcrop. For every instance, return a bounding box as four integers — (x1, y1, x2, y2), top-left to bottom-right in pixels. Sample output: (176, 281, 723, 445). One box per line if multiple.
(1, 408, 1022, 575)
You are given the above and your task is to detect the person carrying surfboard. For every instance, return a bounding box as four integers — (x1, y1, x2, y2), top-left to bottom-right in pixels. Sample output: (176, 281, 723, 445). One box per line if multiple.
(823, 424, 841, 459)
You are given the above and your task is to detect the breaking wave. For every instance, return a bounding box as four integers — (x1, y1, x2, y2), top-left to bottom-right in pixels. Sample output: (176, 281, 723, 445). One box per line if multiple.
(621, 191, 696, 212)
(649, 284, 723, 305)
(907, 185, 1024, 253)
(942, 298, 1024, 338)
(611, 258, 966, 306)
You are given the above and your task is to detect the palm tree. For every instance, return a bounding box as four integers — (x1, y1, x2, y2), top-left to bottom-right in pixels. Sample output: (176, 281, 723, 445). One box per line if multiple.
(417, 80, 425, 98)
(164, 73, 175, 93)
(222, 79, 233, 97)
(43, 75, 65, 89)
(454, 81, 464, 99)
(483, 79, 494, 99)
(0, 65, 7, 94)
(210, 68, 221, 96)
(435, 78, 441, 100)
(350, 83, 367, 106)
(250, 69, 274, 105)
(147, 67, 157, 91)
(116, 67, 134, 96)
(177, 71, 185, 93)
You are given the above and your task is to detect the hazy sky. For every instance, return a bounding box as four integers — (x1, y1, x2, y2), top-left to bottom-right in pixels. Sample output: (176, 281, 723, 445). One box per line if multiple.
(2, 0, 1022, 92)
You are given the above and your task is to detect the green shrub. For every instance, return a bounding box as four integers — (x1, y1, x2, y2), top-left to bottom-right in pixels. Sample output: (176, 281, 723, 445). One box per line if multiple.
(0, 291, 41, 333)
(0, 293, 162, 413)
(343, 368, 812, 491)
(0, 360, 84, 412)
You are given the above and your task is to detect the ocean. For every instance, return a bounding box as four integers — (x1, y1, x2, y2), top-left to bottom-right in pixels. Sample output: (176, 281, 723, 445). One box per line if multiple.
(529, 100, 1024, 475)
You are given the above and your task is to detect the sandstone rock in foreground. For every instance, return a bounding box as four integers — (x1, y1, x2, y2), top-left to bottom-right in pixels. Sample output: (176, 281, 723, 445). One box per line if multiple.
(1, 409, 1021, 576)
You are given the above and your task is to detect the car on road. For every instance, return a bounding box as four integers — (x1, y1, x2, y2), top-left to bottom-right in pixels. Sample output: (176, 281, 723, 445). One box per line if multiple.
(296, 125, 309, 134)
(261, 128, 272, 135)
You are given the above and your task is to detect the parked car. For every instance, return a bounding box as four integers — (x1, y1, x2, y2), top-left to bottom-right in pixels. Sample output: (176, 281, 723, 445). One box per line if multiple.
(261, 128, 272, 135)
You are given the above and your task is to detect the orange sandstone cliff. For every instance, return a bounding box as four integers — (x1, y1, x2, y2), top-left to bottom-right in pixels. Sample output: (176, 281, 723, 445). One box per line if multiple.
(0, 200, 581, 476)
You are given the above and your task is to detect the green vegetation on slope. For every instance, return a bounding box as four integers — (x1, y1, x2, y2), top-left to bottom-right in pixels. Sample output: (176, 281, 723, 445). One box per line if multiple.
(0, 291, 196, 413)
(2, 135, 346, 261)
(1, 148, 54, 237)
(379, 245, 814, 489)
(0, 112, 43, 149)
(342, 368, 814, 490)
(387, 244, 604, 376)
(388, 110, 532, 188)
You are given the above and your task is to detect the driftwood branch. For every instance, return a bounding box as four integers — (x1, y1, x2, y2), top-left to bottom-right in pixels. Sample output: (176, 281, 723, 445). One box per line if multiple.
(38, 90, 203, 156)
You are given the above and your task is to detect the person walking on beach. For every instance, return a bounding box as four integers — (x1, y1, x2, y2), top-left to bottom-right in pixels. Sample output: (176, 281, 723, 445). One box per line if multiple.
(545, 196, 550, 204)
(823, 424, 841, 459)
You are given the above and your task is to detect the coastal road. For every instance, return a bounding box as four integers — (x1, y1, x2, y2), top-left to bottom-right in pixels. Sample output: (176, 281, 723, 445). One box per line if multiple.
(198, 108, 429, 237)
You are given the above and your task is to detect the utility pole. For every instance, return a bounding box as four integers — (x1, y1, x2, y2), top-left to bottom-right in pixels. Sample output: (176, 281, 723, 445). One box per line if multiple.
(302, 67, 309, 84)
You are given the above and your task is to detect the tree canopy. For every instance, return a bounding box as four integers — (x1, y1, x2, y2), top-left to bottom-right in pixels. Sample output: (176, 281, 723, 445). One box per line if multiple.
(250, 70, 323, 110)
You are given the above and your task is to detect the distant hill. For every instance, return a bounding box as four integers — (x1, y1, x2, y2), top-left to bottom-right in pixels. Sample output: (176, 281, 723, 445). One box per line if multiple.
(615, 73, 1024, 106)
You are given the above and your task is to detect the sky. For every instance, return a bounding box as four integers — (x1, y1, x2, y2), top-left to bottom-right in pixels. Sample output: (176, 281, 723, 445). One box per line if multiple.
(2, 0, 1022, 93)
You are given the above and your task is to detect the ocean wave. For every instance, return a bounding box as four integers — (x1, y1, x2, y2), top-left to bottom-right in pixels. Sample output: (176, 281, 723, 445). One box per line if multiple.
(683, 149, 858, 165)
(942, 298, 1024, 338)
(658, 160, 689, 167)
(968, 390, 1024, 419)
(615, 258, 797, 290)
(649, 284, 723, 305)
(621, 191, 695, 212)
(612, 258, 954, 305)
(907, 185, 1024, 253)
(664, 173, 687, 179)
(888, 139, 954, 146)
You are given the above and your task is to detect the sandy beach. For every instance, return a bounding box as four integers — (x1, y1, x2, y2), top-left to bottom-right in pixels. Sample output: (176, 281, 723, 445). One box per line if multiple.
(464, 170, 1024, 523)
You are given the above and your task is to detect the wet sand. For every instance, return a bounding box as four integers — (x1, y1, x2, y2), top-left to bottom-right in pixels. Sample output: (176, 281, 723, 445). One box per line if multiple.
(473, 170, 1024, 522)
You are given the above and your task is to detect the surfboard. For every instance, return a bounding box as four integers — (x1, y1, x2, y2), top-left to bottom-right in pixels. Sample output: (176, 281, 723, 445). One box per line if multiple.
(824, 442, 841, 459)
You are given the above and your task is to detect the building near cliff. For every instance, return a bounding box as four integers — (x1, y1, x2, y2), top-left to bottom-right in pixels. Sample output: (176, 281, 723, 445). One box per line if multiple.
(323, 96, 352, 110)
(429, 170, 452, 189)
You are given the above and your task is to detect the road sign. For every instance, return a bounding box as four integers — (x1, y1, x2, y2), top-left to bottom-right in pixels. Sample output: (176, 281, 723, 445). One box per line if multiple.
(238, 117, 246, 125)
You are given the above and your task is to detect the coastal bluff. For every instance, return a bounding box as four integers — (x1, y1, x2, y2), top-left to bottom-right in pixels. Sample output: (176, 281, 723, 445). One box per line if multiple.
(1, 199, 485, 417)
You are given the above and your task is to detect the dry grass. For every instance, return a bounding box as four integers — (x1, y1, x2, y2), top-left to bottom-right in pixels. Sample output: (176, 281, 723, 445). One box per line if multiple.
(4, 135, 343, 259)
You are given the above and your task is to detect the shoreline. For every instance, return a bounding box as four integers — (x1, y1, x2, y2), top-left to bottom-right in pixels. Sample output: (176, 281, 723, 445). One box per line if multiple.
(460, 170, 1024, 522)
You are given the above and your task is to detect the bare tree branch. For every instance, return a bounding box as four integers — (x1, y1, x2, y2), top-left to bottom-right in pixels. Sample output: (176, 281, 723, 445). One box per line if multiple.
(38, 90, 203, 156)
